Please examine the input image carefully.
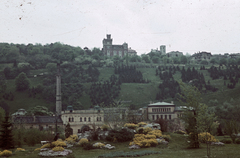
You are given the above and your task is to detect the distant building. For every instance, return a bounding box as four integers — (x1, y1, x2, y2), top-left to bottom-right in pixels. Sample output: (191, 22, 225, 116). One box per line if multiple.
(128, 47, 137, 56)
(12, 115, 63, 132)
(160, 45, 166, 54)
(102, 34, 137, 57)
(191, 51, 212, 61)
(151, 45, 166, 55)
(147, 102, 182, 121)
(167, 51, 183, 57)
(61, 106, 104, 134)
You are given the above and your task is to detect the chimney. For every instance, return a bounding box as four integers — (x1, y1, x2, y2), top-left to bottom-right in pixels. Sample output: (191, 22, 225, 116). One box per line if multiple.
(56, 63, 62, 115)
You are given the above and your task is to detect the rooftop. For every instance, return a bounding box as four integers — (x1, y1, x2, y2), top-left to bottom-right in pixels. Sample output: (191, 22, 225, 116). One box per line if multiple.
(148, 102, 174, 106)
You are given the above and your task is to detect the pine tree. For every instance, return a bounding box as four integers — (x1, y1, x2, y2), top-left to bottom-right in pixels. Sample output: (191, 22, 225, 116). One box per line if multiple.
(65, 123, 73, 138)
(0, 114, 14, 149)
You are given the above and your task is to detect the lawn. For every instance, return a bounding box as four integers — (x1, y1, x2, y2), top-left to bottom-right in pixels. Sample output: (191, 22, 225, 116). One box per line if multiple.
(7, 134, 240, 158)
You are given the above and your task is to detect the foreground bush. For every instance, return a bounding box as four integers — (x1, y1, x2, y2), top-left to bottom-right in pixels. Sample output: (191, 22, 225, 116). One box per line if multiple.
(106, 129, 134, 142)
(78, 138, 89, 147)
(129, 134, 158, 147)
(198, 132, 218, 143)
(0, 150, 12, 157)
(98, 150, 161, 158)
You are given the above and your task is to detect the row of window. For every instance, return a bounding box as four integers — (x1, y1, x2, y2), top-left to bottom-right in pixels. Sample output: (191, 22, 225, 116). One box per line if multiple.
(152, 108, 171, 113)
(68, 117, 102, 122)
(152, 114, 171, 120)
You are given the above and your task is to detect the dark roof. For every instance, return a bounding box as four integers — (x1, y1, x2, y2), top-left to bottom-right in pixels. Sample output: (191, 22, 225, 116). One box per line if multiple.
(12, 116, 63, 124)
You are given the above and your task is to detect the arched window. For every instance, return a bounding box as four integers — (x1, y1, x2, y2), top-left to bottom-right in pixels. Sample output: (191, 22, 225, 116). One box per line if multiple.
(72, 117, 74, 122)
(69, 117, 71, 122)
(88, 117, 91, 122)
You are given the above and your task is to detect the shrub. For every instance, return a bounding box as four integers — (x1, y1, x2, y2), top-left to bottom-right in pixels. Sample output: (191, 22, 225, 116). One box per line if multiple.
(129, 134, 158, 147)
(52, 146, 64, 152)
(142, 127, 152, 134)
(221, 139, 232, 144)
(41, 143, 52, 149)
(235, 139, 240, 144)
(101, 124, 109, 131)
(0, 150, 12, 157)
(198, 132, 218, 143)
(148, 129, 162, 137)
(78, 138, 89, 147)
(65, 134, 78, 144)
(52, 140, 67, 147)
(161, 135, 171, 142)
(124, 123, 138, 129)
(106, 129, 134, 142)
(15, 148, 25, 152)
(138, 122, 147, 127)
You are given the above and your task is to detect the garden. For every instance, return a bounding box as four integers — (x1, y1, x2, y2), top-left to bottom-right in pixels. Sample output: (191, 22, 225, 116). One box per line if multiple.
(1, 121, 240, 158)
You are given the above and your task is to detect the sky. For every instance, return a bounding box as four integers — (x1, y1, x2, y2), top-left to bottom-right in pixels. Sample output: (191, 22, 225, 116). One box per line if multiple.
(1, 0, 240, 55)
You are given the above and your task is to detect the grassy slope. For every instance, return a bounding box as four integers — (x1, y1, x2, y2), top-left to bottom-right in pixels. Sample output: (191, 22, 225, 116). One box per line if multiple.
(2, 63, 240, 113)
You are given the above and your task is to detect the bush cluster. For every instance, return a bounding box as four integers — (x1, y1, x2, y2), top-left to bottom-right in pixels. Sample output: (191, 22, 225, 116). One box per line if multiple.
(106, 129, 134, 142)
(101, 124, 109, 131)
(129, 134, 158, 147)
(78, 138, 89, 147)
(65, 134, 78, 144)
(124, 123, 138, 129)
(52, 146, 65, 152)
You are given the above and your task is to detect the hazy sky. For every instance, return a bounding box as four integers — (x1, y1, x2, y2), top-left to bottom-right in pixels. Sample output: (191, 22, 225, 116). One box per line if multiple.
(1, 0, 240, 55)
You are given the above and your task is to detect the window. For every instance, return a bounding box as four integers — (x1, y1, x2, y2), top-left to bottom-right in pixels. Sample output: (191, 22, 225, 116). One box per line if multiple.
(152, 115, 155, 120)
(165, 115, 167, 119)
(99, 117, 101, 121)
(161, 115, 163, 119)
(80, 117, 82, 122)
(88, 117, 91, 122)
(72, 117, 74, 122)
(84, 117, 86, 121)
(169, 115, 171, 120)
(69, 117, 71, 122)
(157, 115, 159, 119)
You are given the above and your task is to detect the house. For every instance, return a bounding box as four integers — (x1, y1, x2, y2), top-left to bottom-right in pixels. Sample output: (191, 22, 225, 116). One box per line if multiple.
(167, 51, 183, 57)
(191, 51, 212, 61)
(102, 34, 137, 57)
(61, 106, 104, 134)
(147, 102, 182, 121)
(151, 45, 166, 55)
(12, 115, 63, 132)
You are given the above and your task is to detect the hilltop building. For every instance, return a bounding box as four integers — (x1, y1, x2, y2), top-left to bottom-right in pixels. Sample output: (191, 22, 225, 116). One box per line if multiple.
(191, 51, 212, 61)
(151, 45, 166, 55)
(167, 51, 183, 57)
(102, 34, 137, 57)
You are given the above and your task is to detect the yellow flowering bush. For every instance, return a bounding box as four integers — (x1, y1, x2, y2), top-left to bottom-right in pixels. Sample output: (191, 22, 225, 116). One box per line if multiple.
(0, 150, 12, 157)
(52, 146, 65, 152)
(148, 129, 162, 137)
(93, 142, 105, 148)
(65, 134, 78, 144)
(198, 132, 218, 143)
(143, 127, 152, 134)
(52, 140, 67, 147)
(15, 148, 25, 152)
(41, 143, 51, 149)
(138, 122, 147, 125)
(34, 148, 41, 151)
(78, 138, 89, 147)
(124, 123, 138, 129)
(129, 133, 158, 147)
(145, 134, 156, 139)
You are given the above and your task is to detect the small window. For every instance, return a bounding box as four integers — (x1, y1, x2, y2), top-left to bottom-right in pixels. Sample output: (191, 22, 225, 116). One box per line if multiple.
(72, 117, 74, 122)
(97, 117, 99, 121)
(157, 115, 159, 119)
(99, 117, 101, 121)
(152, 115, 155, 120)
(161, 115, 163, 119)
(69, 117, 71, 122)
(84, 117, 86, 121)
(165, 115, 167, 119)
(88, 117, 91, 122)
(169, 115, 171, 120)
(80, 117, 82, 122)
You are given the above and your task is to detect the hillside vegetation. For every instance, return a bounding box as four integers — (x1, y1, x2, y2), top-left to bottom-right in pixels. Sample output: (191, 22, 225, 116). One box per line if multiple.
(0, 42, 240, 124)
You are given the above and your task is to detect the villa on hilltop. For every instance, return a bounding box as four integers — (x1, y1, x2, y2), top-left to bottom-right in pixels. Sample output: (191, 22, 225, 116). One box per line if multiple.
(102, 34, 137, 57)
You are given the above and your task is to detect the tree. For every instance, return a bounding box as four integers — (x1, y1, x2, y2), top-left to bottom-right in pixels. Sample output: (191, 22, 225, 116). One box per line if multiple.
(219, 58, 227, 66)
(65, 123, 73, 138)
(180, 55, 188, 64)
(0, 73, 7, 94)
(27, 106, 53, 116)
(15, 72, 30, 91)
(0, 114, 15, 149)
(178, 82, 216, 148)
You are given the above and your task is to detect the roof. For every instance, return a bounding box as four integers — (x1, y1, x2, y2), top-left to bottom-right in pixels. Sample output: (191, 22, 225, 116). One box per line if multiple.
(148, 102, 175, 107)
(12, 116, 63, 124)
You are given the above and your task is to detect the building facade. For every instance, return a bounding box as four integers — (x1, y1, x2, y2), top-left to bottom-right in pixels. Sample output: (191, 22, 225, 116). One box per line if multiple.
(191, 51, 212, 61)
(61, 107, 104, 134)
(147, 102, 181, 121)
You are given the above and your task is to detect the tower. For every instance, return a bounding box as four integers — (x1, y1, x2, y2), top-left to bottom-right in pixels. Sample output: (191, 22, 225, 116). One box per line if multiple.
(56, 63, 62, 115)
(160, 45, 166, 55)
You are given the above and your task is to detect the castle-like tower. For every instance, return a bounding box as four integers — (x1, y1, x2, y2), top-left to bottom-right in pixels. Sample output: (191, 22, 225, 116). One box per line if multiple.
(102, 34, 128, 57)
(56, 63, 62, 115)
(160, 45, 166, 55)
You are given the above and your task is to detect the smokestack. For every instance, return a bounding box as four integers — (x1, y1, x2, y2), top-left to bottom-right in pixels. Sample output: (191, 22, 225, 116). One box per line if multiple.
(56, 63, 62, 115)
